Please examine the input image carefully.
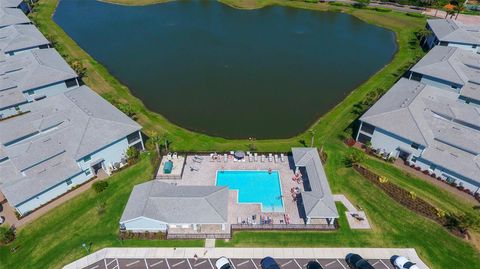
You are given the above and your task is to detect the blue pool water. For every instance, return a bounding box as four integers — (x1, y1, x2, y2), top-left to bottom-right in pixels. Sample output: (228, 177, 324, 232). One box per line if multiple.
(216, 170, 284, 212)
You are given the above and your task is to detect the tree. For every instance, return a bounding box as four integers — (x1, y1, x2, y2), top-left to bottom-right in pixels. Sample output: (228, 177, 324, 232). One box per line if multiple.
(345, 149, 366, 167)
(309, 130, 316, 147)
(70, 60, 87, 78)
(147, 131, 162, 156)
(92, 180, 109, 193)
(126, 146, 140, 164)
(0, 226, 16, 244)
(416, 28, 433, 46)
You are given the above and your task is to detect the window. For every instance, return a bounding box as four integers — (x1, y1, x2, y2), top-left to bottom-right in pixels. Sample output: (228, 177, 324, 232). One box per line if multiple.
(83, 155, 91, 162)
(65, 78, 78, 88)
(411, 156, 417, 163)
(27, 90, 35, 96)
(357, 133, 372, 144)
(451, 85, 458, 90)
(85, 169, 91, 176)
(411, 143, 420, 150)
(66, 179, 72, 185)
(429, 164, 436, 170)
(410, 72, 422, 82)
(127, 131, 141, 144)
(360, 122, 375, 135)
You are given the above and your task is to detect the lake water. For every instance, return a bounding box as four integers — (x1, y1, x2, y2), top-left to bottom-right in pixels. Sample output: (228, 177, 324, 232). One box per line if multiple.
(54, 0, 396, 139)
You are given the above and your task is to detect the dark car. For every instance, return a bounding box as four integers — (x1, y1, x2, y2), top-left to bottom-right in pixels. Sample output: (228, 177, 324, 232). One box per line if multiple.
(306, 261, 323, 269)
(345, 253, 374, 269)
(260, 257, 280, 269)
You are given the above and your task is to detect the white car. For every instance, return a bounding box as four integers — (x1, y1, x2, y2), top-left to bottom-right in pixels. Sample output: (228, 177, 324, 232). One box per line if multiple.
(392, 256, 420, 269)
(215, 257, 232, 269)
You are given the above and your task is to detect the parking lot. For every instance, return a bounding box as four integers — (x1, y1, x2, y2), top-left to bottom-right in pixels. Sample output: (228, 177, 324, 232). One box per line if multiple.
(82, 257, 396, 269)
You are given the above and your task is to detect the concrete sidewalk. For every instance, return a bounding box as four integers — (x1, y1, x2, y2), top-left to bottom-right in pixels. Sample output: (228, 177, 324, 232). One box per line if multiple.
(333, 194, 371, 229)
(63, 247, 430, 269)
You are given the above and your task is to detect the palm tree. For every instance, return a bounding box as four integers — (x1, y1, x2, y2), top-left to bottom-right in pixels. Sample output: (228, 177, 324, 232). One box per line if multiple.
(453, 3, 465, 19)
(148, 131, 162, 156)
(416, 28, 433, 47)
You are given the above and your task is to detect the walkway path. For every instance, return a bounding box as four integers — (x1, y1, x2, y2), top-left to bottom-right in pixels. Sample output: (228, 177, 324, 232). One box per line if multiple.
(423, 8, 480, 24)
(63, 247, 430, 269)
(333, 194, 371, 229)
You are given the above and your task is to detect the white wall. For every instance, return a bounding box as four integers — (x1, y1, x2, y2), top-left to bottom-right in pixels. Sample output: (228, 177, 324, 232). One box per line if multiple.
(16, 170, 92, 215)
(370, 128, 424, 158)
(122, 217, 168, 232)
(77, 137, 130, 174)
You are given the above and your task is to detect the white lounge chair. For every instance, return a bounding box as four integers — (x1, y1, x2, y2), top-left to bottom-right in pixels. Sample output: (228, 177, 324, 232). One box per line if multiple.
(172, 152, 178, 159)
(210, 153, 214, 162)
(254, 153, 258, 162)
(280, 153, 285, 162)
(193, 158, 202, 163)
(194, 155, 204, 160)
(224, 153, 228, 162)
(268, 153, 273, 162)
(274, 155, 279, 163)
(190, 166, 199, 171)
(261, 155, 265, 162)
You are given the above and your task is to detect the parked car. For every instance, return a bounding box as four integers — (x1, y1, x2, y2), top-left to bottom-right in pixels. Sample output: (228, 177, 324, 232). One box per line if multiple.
(345, 253, 374, 269)
(306, 260, 323, 269)
(260, 257, 280, 269)
(215, 257, 232, 269)
(391, 255, 420, 269)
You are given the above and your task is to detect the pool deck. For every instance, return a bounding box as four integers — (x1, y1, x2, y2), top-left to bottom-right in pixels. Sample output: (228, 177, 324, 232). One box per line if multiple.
(159, 155, 308, 226)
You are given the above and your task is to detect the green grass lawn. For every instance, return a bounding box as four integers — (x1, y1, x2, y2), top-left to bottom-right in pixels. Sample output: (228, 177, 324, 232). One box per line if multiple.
(1, 0, 478, 268)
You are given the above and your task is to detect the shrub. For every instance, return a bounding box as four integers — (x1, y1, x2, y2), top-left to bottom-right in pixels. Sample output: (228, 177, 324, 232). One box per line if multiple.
(406, 12, 425, 18)
(92, 180, 109, 193)
(345, 149, 366, 167)
(117, 103, 138, 120)
(70, 60, 87, 78)
(304, 0, 319, 2)
(0, 226, 16, 244)
(126, 146, 140, 164)
(373, 7, 392, 12)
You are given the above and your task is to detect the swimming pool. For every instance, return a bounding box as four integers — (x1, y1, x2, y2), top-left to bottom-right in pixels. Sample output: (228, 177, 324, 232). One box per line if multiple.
(216, 170, 284, 212)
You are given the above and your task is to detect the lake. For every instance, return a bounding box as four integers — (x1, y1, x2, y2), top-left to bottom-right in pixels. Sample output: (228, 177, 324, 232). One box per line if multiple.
(54, 0, 396, 139)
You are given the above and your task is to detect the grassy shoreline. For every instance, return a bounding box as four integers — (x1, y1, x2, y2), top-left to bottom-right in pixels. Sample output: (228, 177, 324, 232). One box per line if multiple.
(30, 0, 424, 151)
(1, 1, 476, 268)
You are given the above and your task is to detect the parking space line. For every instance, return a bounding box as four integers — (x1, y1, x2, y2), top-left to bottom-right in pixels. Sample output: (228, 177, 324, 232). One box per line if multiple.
(90, 265, 100, 269)
(187, 259, 193, 269)
(126, 260, 141, 267)
(293, 259, 302, 269)
(229, 259, 237, 269)
(172, 260, 185, 267)
(250, 259, 259, 269)
(166, 259, 171, 269)
(237, 261, 250, 267)
(145, 259, 150, 269)
(208, 259, 215, 269)
(151, 260, 164, 267)
(372, 261, 380, 266)
(324, 261, 336, 267)
(336, 259, 346, 269)
(281, 261, 293, 267)
(107, 259, 116, 266)
(194, 260, 207, 267)
(379, 260, 390, 268)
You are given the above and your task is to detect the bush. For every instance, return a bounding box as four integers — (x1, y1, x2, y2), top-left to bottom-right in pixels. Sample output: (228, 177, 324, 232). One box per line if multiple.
(305, 0, 319, 2)
(0, 226, 16, 244)
(373, 7, 392, 12)
(70, 60, 87, 78)
(126, 146, 140, 164)
(92, 180, 109, 193)
(345, 149, 366, 167)
(406, 12, 425, 18)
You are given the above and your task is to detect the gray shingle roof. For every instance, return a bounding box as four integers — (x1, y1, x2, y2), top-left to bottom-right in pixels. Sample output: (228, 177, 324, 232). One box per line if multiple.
(0, 48, 77, 109)
(361, 78, 480, 184)
(0, 85, 142, 206)
(292, 148, 338, 219)
(0, 0, 24, 8)
(410, 46, 480, 102)
(428, 19, 480, 46)
(120, 181, 229, 224)
(0, 7, 30, 28)
(0, 24, 49, 54)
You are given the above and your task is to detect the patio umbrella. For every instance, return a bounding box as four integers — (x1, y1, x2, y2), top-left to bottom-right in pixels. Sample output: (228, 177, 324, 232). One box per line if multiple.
(234, 150, 245, 159)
